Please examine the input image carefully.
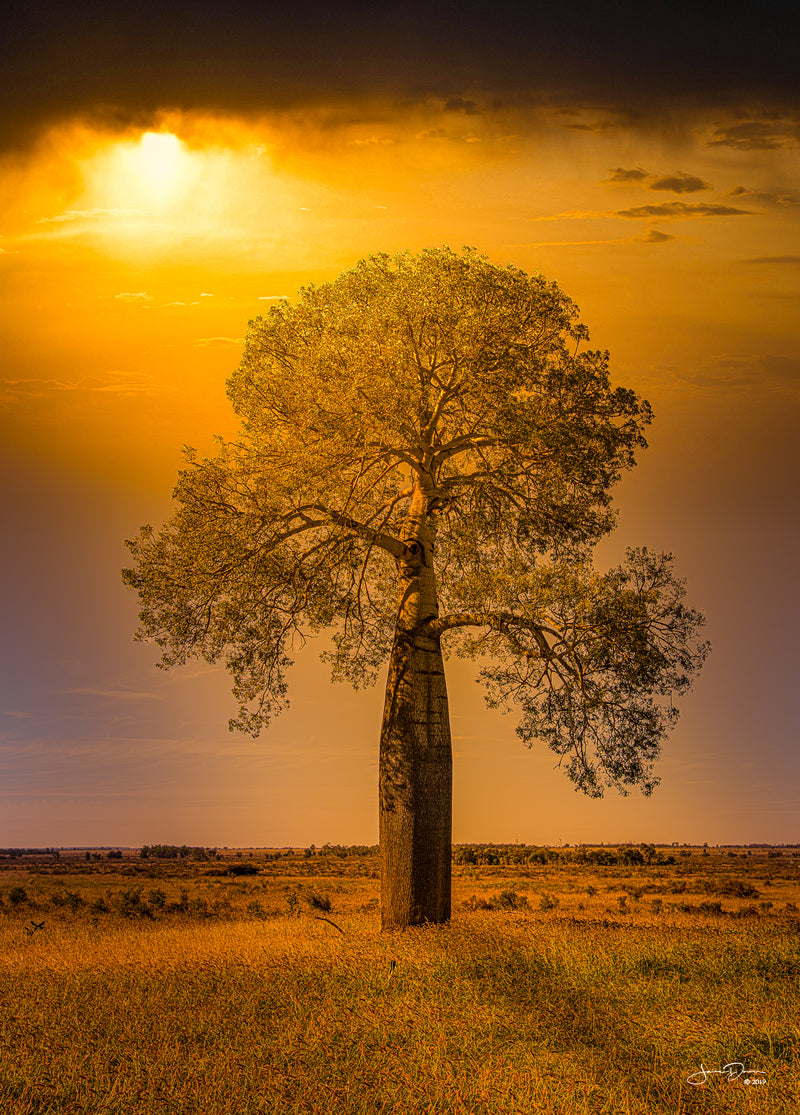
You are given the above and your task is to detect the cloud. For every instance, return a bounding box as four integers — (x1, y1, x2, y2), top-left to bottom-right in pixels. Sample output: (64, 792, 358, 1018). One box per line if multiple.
(57, 687, 161, 701)
(2, 2, 799, 153)
(115, 291, 152, 302)
(615, 202, 752, 219)
(648, 173, 712, 193)
(37, 208, 146, 224)
(526, 229, 676, 247)
(0, 370, 171, 402)
(194, 337, 243, 348)
(605, 168, 712, 193)
(638, 229, 676, 243)
(738, 255, 800, 266)
(676, 353, 800, 392)
(527, 209, 608, 222)
(727, 187, 799, 208)
(258, 295, 290, 300)
(606, 167, 649, 183)
(707, 120, 800, 150)
(443, 96, 481, 115)
(415, 128, 447, 141)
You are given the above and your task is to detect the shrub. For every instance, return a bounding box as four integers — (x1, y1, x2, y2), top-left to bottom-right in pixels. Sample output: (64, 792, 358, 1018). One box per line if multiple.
(494, 889, 529, 911)
(734, 905, 760, 918)
(707, 878, 760, 899)
(115, 886, 153, 919)
(306, 892, 333, 913)
(538, 893, 559, 912)
(8, 886, 28, 908)
(167, 888, 190, 913)
(461, 895, 493, 911)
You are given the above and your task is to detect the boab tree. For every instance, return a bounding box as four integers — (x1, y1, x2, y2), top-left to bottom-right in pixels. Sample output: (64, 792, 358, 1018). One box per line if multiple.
(123, 247, 708, 929)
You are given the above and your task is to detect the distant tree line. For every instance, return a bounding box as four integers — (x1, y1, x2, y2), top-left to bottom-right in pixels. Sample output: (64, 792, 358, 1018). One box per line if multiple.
(140, 845, 217, 860)
(0, 848, 59, 858)
(302, 844, 379, 858)
(452, 843, 678, 867)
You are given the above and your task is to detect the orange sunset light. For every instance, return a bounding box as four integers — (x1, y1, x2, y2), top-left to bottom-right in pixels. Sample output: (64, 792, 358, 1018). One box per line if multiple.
(1, 49, 798, 850)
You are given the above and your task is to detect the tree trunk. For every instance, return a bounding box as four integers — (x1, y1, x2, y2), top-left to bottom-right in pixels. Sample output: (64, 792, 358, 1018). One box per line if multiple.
(379, 520, 452, 929)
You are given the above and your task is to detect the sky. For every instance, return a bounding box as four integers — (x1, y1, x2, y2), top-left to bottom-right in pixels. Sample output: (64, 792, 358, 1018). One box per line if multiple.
(1, 0, 798, 849)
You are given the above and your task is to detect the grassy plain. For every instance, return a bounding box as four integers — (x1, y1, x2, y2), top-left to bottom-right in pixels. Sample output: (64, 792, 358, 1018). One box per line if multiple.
(1, 846, 798, 1114)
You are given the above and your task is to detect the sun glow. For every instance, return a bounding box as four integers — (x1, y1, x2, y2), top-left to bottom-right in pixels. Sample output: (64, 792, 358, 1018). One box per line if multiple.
(114, 131, 188, 207)
(136, 132, 184, 199)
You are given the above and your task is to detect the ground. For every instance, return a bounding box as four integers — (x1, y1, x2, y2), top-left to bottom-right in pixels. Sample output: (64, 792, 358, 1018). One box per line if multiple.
(1, 845, 798, 1113)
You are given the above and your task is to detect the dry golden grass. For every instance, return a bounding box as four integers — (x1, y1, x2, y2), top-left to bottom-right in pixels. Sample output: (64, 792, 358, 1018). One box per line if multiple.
(1, 847, 798, 1113)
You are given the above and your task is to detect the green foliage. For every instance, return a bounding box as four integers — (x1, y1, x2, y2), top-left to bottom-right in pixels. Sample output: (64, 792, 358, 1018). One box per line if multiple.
(124, 246, 707, 796)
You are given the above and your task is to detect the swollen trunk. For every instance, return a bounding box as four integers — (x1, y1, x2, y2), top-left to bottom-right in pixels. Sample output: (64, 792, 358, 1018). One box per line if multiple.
(379, 561, 453, 929)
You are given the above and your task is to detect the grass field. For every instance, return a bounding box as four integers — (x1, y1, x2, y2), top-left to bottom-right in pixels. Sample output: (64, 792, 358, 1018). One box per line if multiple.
(1, 846, 798, 1113)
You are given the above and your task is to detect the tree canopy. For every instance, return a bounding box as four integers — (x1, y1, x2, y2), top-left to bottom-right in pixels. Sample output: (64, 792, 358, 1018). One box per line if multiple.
(124, 247, 708, 809)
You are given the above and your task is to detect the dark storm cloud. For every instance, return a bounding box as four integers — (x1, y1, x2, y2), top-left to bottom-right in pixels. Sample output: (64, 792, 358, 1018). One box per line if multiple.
(2, 0, 799, 151)
(443, 97, 481, 115)
(615, 202, 753, 220)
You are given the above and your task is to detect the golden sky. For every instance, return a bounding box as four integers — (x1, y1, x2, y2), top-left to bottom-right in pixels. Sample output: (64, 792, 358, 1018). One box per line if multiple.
(1, 2, 799, 847)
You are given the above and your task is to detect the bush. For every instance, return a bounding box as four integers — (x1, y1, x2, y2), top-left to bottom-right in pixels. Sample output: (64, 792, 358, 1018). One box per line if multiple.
(114, 886, 153, 919)
(461, 895, 493, 911)
(538, 893, 559, 912)
(306, 892, 333, 913)
(734, 905, 760, 918)
(706, 878, 760, 899)
(495, 889, 529, 911)
(8, 886, 28, 908)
